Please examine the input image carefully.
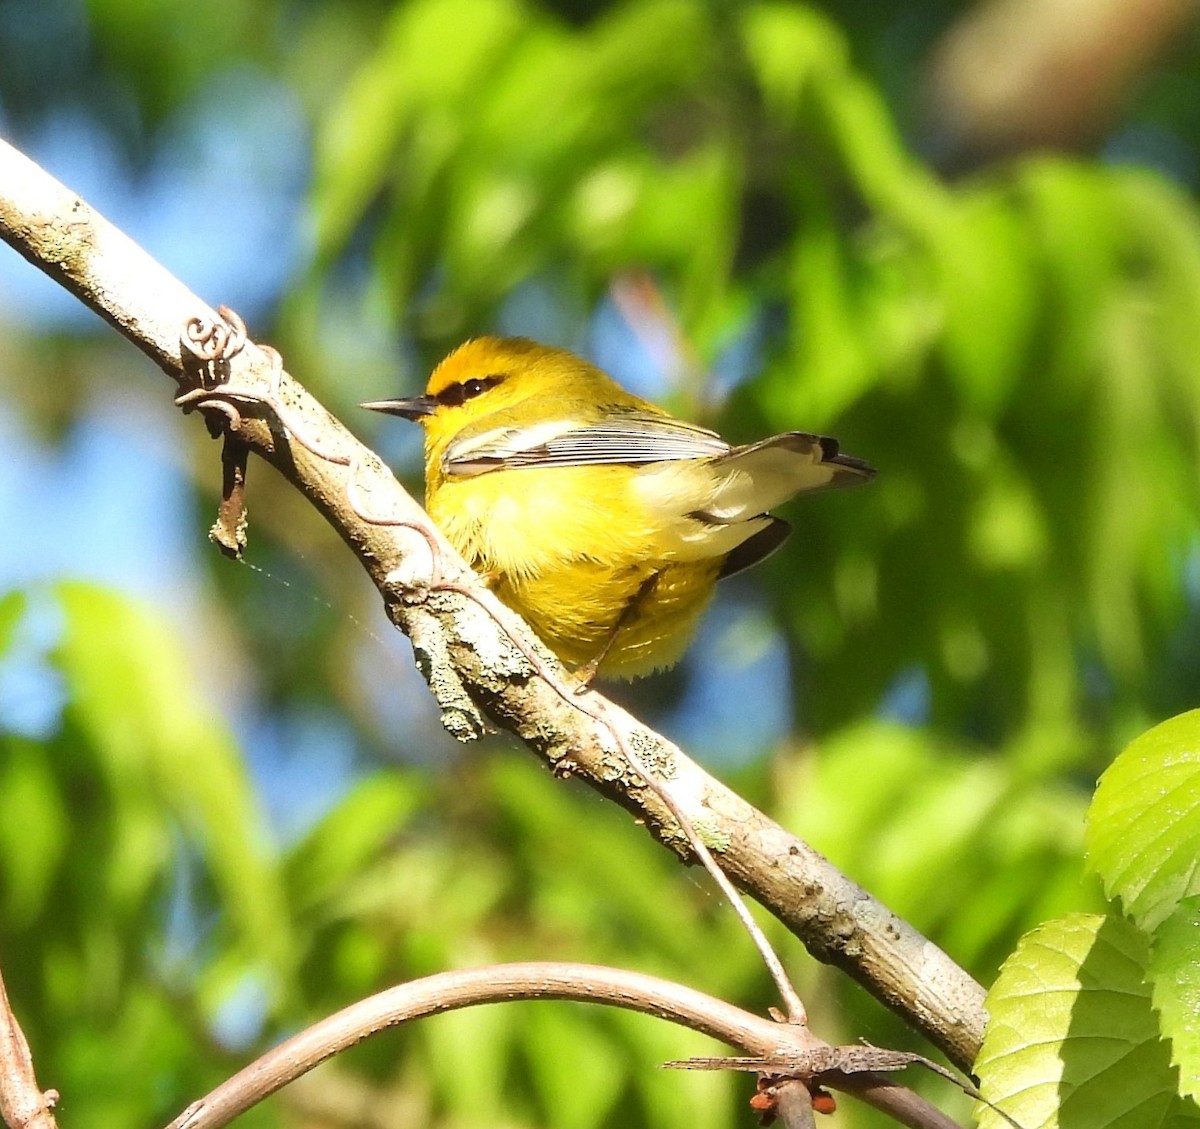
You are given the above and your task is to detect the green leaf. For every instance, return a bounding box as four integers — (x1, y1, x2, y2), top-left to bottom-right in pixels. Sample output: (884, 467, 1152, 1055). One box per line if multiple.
(975, 912, 1200, 1128)
(779, 722, 1094, 970)
(0, 736, 68, 927)
(53, 582, 293, 997)
(740, 2, 848, 126)
(1113, 169, 1200, 393)
(523, 1004, 625, 1129)
(285, 773, 423, 916)
(312, 0, 526, 258)
(928, 189, 1037, 417)
(1150, 896, 1200, 1100)
(1087, 711, 1200, 931)
(0, 589, 25, 658)
(612, 1009, 735, 1129)
(740, 1, 930, 217)
(783, 205, 882, 424)
(423, 999, 519, 1122)
(485, 756, 754, 980)
(1015, 160, 1119, 389)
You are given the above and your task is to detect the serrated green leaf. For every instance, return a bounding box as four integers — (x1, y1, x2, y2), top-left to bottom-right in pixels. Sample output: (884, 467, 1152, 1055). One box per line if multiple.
(1086, 711, 1200, 931)
(1150, 896, 1200, 1100)
(976, 912, 1200, 1128)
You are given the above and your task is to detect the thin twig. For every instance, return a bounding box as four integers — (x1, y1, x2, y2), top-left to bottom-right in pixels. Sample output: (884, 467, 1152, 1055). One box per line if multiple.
(596, 703, 807, 1022)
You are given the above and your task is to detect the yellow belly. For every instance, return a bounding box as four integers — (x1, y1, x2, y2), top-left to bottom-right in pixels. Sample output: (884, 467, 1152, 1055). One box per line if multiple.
(495, 558, 722, 677)
(427, 464, 722, 677)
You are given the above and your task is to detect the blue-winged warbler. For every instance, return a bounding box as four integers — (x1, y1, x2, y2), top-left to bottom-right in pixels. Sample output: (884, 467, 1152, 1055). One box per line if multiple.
(364, 337, 874, 680)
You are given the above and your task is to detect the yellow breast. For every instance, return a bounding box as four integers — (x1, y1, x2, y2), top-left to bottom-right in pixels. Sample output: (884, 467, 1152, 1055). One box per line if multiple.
(426, 464, 722, 677)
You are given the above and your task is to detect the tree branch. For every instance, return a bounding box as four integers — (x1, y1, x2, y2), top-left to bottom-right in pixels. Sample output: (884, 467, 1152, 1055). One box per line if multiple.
(0, 137, 988, 1069)
(0, 966, 58, 1129)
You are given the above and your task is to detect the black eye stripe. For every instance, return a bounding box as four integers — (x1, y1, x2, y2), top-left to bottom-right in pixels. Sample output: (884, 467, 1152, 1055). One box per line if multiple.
(435, 373, 505, 408)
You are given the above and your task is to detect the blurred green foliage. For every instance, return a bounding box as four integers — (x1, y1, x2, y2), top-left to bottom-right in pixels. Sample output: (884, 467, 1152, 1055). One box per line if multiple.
(2, 0, 1200, 1127)
(0, 584, 761, 1129)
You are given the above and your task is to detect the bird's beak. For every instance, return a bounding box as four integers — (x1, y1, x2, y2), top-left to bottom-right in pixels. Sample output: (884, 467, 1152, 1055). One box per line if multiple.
(360, 396, 437, 421)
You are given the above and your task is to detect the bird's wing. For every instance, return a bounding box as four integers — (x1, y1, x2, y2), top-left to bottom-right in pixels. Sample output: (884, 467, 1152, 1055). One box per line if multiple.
(716, 517, 791, 578)
(441, 410, 731, 477)
(697, 432, 876, 522)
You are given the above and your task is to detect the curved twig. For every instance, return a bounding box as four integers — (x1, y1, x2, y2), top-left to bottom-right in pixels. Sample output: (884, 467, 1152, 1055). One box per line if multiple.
(164, 963, 962, 1129)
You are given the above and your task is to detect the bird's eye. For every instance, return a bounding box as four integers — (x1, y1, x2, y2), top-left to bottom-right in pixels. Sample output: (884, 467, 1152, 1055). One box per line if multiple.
(467, 373, 505, 399)
(434, 373, 505, 408)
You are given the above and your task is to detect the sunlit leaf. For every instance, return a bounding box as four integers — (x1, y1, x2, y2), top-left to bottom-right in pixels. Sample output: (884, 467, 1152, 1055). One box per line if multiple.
(1087, 711, 1200, 931)
(784, 205, 881, 424)
(975, 913, 1200, 1128)
(926, 190, 1036, 417)
(1016, 160, 1118, 389)
(313, 0, 526, 258)
(1149, 896, 1200, 1100)
(740, 2, 849, 128)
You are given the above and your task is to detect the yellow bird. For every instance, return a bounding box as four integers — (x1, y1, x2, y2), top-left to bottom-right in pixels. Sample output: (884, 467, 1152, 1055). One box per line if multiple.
(364, 337, 874, 680)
